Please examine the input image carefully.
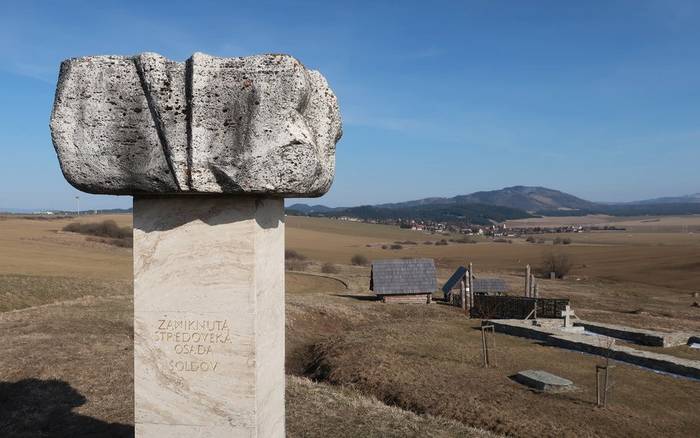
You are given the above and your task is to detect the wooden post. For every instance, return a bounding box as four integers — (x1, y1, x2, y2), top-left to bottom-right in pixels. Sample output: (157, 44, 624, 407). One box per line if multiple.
(596, 364, 614, 407)
(604, 366, 609, 407)
(460, 278, 466, 312)
(481, 325, 496, 368)
(525, 265, 531, 297)
(596, 366, 601, 407)
(468, 262, 474, 312)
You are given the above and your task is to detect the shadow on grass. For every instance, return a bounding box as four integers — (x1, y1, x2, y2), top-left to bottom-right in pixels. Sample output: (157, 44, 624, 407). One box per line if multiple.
(0, 379, 133, 438)
(333, 294, 380, 301)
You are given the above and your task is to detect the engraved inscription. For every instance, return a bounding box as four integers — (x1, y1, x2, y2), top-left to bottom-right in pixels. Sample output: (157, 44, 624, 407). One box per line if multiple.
(154, 319, 232, 372)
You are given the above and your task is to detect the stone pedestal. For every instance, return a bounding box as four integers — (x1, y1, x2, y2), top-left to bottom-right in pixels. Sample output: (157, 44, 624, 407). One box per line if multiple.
(133, 196, 285, 437)
(50, 51, 341, 437)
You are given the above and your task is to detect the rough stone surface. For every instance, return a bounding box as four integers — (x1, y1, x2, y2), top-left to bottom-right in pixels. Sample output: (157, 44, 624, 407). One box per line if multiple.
(50, 52, 341, 196)
(514, 370, 574, 392)
(133, 196, 285, 437)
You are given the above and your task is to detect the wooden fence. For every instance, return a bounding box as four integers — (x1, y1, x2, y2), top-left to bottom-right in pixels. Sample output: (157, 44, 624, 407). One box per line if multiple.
(470, 295, 569, 319)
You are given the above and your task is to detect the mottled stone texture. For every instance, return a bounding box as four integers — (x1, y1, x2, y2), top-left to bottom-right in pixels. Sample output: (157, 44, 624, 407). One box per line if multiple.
(50, 52, 341, 196)
(134, 196, 285, 437)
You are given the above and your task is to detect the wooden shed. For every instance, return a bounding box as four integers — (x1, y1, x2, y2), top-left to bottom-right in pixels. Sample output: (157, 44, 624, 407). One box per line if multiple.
(472, 278, 509, 295)
(442, 266, 509, 306)
(370, 258, 437, 303)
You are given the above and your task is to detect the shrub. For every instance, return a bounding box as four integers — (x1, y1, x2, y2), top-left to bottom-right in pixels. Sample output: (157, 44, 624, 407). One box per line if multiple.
(450, 237, 477, 244)
(86, 236, 133, 248)
(351, 254, 369, 266)
(381, 245, 388, 250)
(64, 220, 132, 247)
(394, 240, 417, 245)
(540, 251, 573, 279)
(553, 237, 572, 245)
(526, 236, 536, 243)
(390, 244, 403, 250)
(321, 262, 340, 274)
(63, 220, 131, 239)
(423, 241, 434, 245)
(434, 239, 448, 246)
(493, 238, 512, 244)
(285, 249, 307, 260)
(286, 259, 310, 271)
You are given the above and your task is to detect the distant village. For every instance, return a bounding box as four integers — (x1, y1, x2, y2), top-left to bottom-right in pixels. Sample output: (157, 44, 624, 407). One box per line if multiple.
(334, 216, 626, 237)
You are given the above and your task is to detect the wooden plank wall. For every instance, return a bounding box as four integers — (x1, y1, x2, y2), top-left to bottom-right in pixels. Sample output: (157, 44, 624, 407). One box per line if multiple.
(381, 294, 432, 304)
(471, 296, 569, 319)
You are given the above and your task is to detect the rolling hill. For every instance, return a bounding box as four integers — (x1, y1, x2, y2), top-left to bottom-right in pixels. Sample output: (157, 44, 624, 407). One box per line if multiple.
(376, 186, 596, 212)
(288, 186, 700, 223)
(630, 193, 700, 205)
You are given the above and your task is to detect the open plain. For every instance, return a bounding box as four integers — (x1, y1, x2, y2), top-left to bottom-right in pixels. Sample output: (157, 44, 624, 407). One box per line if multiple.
(1, 213, 699, 437)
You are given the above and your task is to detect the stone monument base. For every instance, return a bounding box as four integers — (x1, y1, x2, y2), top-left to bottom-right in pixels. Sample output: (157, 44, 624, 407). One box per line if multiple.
(133, 196, 285, 437)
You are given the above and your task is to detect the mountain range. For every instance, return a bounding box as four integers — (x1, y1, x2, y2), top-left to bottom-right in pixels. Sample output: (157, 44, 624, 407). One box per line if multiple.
(288, 186, 700, 224)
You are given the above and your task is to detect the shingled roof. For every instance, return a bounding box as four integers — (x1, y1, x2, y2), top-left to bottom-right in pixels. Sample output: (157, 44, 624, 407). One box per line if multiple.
(441, 266, 509, 295)
(370, 258, 437, 295)
(473, 278, 509, 294)
(442, 266, 468, 293)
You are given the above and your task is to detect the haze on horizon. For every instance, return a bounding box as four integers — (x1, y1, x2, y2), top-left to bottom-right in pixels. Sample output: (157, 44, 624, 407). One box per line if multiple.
(1, 0, 699, 211)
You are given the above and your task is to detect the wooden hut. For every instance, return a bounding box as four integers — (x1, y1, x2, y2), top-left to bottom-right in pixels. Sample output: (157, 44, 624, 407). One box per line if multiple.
(370, 258, 437, 303)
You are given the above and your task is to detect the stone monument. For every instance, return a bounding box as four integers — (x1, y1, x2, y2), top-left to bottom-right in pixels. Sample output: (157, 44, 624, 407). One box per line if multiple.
(50, 52, 342, 437)
(560, 305, 583, 333)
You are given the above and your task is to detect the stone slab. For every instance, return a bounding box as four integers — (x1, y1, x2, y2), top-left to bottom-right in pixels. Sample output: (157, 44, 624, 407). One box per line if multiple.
(514, 370, 573, 392)
(573, 320, 690, 347)
(50, 52, 341, 197)
(133, 196, 285, 437)
(561, 326, 585, 334)
(487, 319, 700, 380)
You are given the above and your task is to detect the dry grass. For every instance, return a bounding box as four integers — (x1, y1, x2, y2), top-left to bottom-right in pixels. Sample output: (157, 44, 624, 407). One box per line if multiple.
(0, 274, 130, 312)
(0, 272, 494, 438)
(321, 262, 340, 274)
(0, 294, 134, 437)
(303, 314, 700, 438)
(0, 214, 131, 280)
(286, 216, 700, 290)
(3, 214, 700, 437)
(507, 214, 700, 231)
(287, 375, 497, 438)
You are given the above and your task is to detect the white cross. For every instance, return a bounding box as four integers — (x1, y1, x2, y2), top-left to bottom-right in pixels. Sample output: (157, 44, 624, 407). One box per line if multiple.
(561, 305, 575, 328)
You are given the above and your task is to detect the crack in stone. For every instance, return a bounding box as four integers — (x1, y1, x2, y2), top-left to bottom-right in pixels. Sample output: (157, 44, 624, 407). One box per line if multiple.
(185, 57, 194, 191)
(134, 57, 182, 191)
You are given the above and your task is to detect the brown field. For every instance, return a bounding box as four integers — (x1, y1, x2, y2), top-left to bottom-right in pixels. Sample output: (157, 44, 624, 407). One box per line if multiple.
(287, 216, 700, 290)
(0, 214, 132, 280)
(1, 213, 700, 437)
(506, 214, 700, 232)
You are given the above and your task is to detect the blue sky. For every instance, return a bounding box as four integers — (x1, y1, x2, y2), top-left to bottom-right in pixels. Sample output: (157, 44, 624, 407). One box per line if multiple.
(1, 0, 699, 210)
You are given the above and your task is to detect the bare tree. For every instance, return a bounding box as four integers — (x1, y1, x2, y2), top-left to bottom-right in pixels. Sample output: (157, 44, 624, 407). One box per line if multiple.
(540, 251, 573, 279)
